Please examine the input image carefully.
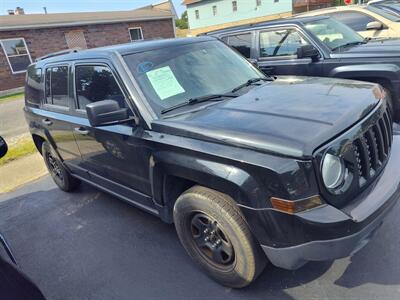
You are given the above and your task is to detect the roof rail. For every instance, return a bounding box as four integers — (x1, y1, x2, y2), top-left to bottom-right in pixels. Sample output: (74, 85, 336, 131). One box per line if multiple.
(35, 48, 80, 62)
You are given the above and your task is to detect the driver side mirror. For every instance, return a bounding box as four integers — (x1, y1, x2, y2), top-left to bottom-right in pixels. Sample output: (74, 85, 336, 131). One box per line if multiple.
(366, 21, 383, 31)
(86, 100, 130, 127)
(297, 45, 320, 61)
(0, 136, 8, 159)
(297, 45, 319, 61)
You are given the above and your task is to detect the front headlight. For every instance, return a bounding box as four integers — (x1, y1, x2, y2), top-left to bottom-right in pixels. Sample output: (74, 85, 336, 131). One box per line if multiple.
(321, 153, 345, 189)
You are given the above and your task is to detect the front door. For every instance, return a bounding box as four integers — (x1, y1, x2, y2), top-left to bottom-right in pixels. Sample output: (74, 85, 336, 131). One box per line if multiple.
(70, 62, 153, 206)
(256, 28, 323, 77)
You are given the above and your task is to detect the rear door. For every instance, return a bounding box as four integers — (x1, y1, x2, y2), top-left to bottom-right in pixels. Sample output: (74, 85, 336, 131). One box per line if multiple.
(39, 64, 82, 168)
(255, 27, 323, 77)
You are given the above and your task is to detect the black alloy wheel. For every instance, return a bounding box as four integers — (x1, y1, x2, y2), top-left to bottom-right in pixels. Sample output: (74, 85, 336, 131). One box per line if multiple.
(190, 212, 235, 268)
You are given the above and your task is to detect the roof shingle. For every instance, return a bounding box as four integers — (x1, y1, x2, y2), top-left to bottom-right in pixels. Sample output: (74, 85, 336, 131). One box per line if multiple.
(0, 5, 174, 31)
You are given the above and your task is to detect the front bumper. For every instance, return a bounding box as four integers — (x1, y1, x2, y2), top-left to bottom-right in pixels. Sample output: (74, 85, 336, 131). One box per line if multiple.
(244, 133, 400, 270)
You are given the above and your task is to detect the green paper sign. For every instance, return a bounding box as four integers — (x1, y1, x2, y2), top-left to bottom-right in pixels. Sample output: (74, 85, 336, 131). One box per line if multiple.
(146, 66, 185, 100)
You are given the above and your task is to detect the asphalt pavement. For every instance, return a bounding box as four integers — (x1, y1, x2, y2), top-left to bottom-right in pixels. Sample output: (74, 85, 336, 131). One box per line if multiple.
(0, 176, 399, 300)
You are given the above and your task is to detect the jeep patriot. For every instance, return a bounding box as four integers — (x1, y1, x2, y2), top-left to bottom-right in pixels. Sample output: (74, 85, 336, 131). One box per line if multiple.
(24, 37, 400, 288)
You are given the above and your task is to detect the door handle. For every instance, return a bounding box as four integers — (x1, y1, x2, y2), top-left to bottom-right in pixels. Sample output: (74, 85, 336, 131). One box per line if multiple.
(42, 118, 53, 126)
(74, 127, 89, 135)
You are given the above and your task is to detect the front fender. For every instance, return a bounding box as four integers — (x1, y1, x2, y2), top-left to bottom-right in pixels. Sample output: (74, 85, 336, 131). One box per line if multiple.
(328, 63, 400, 82)
(150, 150, 261, 209)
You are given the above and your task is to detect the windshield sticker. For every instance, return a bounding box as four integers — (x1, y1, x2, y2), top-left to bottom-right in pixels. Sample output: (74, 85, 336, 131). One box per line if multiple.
(137, 61, 154, 74)
(146, 66, 185, 100)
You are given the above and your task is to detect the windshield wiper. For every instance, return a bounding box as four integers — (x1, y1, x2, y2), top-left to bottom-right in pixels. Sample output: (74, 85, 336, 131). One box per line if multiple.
(231, 77, 273, 93)
(160, 93, 237, 115)
(331, 41, 367, 51)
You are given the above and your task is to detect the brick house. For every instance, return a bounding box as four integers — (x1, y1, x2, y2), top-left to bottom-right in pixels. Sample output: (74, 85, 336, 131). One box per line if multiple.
(293, 0, 334, 14)
(0, 1, 177, 92)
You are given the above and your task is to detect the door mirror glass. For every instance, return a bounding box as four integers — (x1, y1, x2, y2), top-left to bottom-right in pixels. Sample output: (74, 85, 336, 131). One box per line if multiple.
(86, 100, 129, 127)
(0, 136, 8, 159)
(297, 44, 319, 61)
(366, 21, 384, 31)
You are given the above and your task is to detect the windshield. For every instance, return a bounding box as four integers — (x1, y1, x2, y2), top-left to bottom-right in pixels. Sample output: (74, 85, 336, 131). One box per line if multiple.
(367, 5, 400, 21)
(304, 18, 365, 51)
(123, 40, 264, 116)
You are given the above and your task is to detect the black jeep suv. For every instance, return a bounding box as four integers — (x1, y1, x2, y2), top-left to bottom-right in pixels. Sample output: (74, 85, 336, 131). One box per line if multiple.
(24, 37, 400, 288)
(207, 16, 400, 121)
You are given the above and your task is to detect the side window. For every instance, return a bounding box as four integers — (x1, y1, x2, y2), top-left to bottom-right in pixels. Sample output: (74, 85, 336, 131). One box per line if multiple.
(44, 66, 69, 107)
(25, 66, 43, 105)
(328, 12, 376, 32)
(225, 33, 252, 58)
(75, 65, 126, 110)
(259, 29, 309, 58)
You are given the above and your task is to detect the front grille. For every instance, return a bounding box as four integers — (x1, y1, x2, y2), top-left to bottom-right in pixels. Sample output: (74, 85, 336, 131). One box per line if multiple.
(353, 109, 393, 186)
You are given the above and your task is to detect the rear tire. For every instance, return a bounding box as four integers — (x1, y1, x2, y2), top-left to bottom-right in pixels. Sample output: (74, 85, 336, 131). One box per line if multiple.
(42, 142, 80, 192)
(173, 186, 266, 288)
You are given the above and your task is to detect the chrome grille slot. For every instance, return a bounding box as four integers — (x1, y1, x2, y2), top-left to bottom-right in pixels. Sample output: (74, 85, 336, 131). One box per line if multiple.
(364, 130, 378, 171)
(379, 118, 389, 155)
(352, 108, 392, 187)
(373, 123, 385, 162)
(353, 140, 363, 178)
(383, 112, 392, 148)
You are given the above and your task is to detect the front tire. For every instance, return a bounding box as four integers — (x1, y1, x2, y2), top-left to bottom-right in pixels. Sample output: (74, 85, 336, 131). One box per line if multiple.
(42, 142, 80, 192)
(173, 186, 266, 288)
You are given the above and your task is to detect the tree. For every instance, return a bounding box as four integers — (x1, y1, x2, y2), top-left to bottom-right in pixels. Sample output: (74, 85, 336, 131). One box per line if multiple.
(175, 11, 188, 29)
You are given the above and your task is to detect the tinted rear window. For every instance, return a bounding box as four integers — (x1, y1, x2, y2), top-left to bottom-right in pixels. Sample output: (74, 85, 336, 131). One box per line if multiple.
(45, 66, 69, 107)
(25, 66, 43, 106)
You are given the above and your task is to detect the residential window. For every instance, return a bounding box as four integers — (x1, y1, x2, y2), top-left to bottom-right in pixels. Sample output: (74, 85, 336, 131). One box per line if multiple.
(232, 1, 237, 12)
(256, 0, 262, 6)
(259, 29, 310, 58)
(75, 65, 126, 110)
(0, 38, 32, 73)
(212, 5, 217, 16)
(45, 66, 69, 107)
(274, 0, 279, 2)
(129, 27, 144, 41)
(195, 10, 200, 19)
(224, 33, 252, 58)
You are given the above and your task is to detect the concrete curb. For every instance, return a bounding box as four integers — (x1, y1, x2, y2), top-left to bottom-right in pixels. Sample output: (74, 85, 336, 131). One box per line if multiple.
(0, 152, 48, 194)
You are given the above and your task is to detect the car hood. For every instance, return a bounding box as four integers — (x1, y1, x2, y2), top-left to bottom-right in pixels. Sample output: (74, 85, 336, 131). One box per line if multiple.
(152, 76, 380, 158)
(332, 38, 400, 57)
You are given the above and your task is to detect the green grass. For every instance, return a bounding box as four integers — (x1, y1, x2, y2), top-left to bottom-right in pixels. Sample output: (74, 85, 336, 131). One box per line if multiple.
(0, 92, 24, 104)
(0, 137, 37, 166)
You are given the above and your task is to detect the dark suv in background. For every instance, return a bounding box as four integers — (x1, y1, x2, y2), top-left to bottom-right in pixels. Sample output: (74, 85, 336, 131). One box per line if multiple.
(24, 37, 400, 288)
(207, 16, 400, 121)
